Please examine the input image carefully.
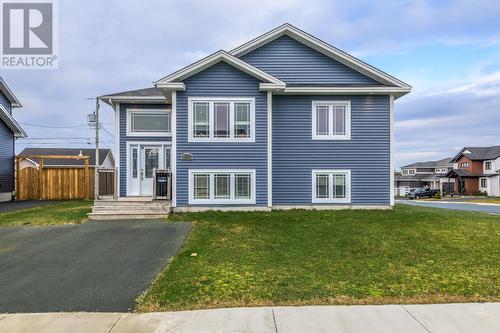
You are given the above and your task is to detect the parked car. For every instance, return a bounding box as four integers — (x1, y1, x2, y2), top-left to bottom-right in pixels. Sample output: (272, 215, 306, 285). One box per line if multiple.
(407, 188, 439, 199)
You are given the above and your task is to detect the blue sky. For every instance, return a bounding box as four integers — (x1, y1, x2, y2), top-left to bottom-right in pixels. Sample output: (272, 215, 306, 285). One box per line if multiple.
(3, 0, 500, 168)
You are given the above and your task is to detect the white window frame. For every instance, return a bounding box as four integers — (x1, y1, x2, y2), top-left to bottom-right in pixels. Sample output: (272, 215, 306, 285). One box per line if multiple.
(188, 169, 256, 205)
(312, 101, 351, 140)
(311, 169, 351, 203)
(188, 97, 255, 142)
(480, 178, 488, 188)
(485, 161, 492, 171)
(126, 109, 172, 137)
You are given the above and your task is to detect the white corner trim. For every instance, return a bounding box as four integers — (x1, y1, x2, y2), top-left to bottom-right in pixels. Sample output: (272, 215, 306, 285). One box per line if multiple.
(267, 91, 272, 208)
(155, 50, 285, 86)
(229, 24, 411, 89)
(187, 97, 256, 143)
(171, 91, 177, 207)
(188, 169, 256, 205)
(126, 108, 172, 137)
(311, 169, 352, 204)
(114, 103, 121, 196)
(311, 100, 351, 140)
(390, 95, 395, 206)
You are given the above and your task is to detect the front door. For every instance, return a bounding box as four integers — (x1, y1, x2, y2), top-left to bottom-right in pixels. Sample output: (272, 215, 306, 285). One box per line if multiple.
(140, 146, 160, 196)
(128, 144, 170, 196)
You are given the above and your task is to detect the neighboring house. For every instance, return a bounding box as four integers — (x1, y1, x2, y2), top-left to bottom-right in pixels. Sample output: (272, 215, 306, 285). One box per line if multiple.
(99, 24, 411, 211)
(18, 148, 114, 169)
(446, 146, 500, 196)
(395, 158, 453, 196)
(0, 77, 27, 202)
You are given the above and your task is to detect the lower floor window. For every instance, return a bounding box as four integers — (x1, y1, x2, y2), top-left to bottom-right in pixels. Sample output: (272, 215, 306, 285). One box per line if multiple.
(190, 169, 255, 204)
(312, 170, 351, 203)
(480, 178, 487, 188)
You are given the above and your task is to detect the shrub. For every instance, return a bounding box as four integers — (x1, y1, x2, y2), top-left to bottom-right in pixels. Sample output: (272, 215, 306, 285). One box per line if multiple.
(434, 192, 442, 200)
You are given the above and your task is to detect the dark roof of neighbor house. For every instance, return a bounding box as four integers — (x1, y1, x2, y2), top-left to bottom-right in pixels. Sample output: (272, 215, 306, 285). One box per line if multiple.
(444, 169, 491, 178)
(401, 158, 452, 169)
(451, 145, 500, 162)
(18, 148, 113, 167)
(100, 87, 165, 98)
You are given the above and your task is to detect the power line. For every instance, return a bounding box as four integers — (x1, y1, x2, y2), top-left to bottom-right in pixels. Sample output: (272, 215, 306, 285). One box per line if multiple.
(19, 122, 89, 129)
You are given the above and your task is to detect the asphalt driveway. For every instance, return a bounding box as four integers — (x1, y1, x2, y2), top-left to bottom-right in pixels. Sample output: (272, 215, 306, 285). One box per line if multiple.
(0, 220, 191, 313)
(397, 199, 500, 214)
(0, 200, 65, 213)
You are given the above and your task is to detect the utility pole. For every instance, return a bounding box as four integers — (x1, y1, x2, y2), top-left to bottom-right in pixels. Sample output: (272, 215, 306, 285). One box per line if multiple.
(94, 98, 100, 200)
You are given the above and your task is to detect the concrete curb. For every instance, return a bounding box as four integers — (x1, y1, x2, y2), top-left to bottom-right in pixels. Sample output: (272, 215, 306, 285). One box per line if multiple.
(1, 303, 499, 333)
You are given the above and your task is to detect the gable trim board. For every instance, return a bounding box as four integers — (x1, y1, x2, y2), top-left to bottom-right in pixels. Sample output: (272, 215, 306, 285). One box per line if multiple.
(155, 50, 286, 89)
(0, 103, 26, 137)
(0, 77, 22, 107)
(230, 23, 411, 90)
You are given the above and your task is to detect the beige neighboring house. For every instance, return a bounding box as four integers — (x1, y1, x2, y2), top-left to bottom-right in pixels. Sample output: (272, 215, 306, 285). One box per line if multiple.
(18, 148, 114, 170)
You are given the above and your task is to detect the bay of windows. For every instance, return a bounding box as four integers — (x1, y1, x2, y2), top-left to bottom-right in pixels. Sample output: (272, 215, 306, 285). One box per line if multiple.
(189, 98, 254, 141)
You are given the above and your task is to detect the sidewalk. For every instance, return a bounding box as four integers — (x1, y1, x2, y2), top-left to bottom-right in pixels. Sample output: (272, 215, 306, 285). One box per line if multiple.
(1, 303, 499, 333)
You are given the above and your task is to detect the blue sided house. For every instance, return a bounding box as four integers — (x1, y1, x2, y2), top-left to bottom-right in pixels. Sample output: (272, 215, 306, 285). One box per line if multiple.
(0, 77, 26, 202)
(99, 24, 411, 212)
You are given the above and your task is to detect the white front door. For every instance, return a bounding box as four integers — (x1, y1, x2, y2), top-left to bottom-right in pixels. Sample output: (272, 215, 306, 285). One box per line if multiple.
(140, 146, 159, 196)
(128, 143, 171, 197)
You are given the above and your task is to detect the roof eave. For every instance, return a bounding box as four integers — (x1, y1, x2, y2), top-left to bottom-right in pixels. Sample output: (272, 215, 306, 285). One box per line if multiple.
(0, 77, 22, 107)
(0, 104, 27, 137)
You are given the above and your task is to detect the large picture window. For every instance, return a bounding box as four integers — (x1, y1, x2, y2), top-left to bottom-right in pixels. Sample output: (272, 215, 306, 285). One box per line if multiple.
(312, 101, 351, 140)
(312, 170, 351, 203)
(189, 169, 256, 204)
(127, 109, 171, 136)
(188, 98, 255, 142)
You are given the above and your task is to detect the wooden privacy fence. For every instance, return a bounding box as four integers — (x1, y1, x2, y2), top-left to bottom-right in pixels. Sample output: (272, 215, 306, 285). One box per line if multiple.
(16, 155, 93, 200)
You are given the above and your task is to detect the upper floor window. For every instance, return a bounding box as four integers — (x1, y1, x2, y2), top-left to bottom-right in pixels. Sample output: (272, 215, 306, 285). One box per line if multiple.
(312, 170, 351, 203)
(485, 161, 492, 170)
(127, 109, 171, 137)
(460, 162, 470, 168)
(312, 101, 351, 140)
(402, 169, 415, 175)
(188, 97, 255, 142)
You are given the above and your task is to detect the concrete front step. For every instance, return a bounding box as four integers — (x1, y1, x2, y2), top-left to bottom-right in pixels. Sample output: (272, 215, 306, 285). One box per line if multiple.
(87, 213, 169, 220)
(92, 206, 170, 212)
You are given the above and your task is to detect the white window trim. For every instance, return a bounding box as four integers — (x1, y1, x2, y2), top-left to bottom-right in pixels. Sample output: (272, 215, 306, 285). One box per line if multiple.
(480, 178, 488, 188)
(126, 108, 172, 137)
(311, 169, 351, 204)
(312, 101, 351, 140)
(188, 97, 255, 143)
(189, 169, 256, 205)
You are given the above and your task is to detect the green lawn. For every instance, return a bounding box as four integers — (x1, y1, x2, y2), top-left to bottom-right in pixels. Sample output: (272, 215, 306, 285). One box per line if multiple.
(0, 200, 92, 226)
(137, 204, 500, 311)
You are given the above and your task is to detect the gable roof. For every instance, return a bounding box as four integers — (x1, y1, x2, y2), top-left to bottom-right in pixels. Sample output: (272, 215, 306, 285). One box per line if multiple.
(18, 148, 113, 167)
(99, 87, 170, 105)
(155, 50, 285, 89)
(451, 145, 500, 162)
(230, 23, 411, 89)
(401, 158, 453, 169)
(0, 77, 22, 107)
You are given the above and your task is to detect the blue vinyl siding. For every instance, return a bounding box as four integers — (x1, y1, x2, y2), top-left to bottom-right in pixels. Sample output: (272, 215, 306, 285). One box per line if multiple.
(0, 91, 14, 196)
(272, 95, 390, 206)
(176, 61, 268, 206)
(241, 35, 382, 86)
(119, 104, 171, 196)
